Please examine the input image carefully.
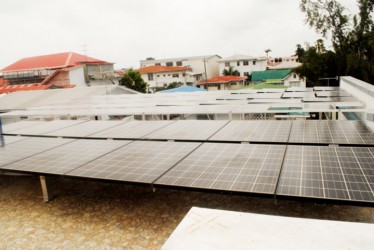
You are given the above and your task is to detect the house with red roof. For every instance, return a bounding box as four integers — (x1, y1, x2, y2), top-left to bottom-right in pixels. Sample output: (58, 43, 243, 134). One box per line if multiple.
(197, 75, 245, 91)
(138, 65, 193, 91)
(0, 52, 115, 94)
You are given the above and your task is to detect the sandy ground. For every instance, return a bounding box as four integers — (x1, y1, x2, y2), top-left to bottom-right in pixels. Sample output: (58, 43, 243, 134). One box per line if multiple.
(1, 175, 374, 250)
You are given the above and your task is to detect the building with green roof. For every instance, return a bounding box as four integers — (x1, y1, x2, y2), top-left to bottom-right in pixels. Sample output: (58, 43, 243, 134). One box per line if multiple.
(252, 69, 292, 82)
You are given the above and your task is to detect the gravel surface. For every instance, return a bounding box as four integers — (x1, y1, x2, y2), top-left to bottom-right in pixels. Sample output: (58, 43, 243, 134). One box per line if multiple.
(1, 175, 373, 249)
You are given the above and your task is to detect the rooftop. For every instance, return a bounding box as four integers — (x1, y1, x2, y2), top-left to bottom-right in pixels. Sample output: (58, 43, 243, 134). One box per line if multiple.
(1, 52, 113, 72)
(252, 69, 292, 82)
(138, 66, 191, 74)
(218, 54, 262, 62)
(140, 55, 221, 63)
(198, 75, 245, 85)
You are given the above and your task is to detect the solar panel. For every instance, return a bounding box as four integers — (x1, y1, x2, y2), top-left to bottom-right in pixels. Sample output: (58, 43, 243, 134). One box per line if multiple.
(282, 92, 315, 99)
(0, 137, 74, 168)
(155, 143, 286, 194)
(315, 91, 351, 97)
(1, 121, 45, 133)
(46, 120, 126, 137)
(147, 120, 228, 141)
(289, 120, 374, 145)
(89, 120, 174, 139)
(66, 141, 200, 183)
(0, 135, 30, 146)
(1, 139, 131, 175)
(314, 87, 341, 91)
(286, 87, 314, 92)
(276, 145, 374, 202)
(209, 120, 292, 143)
(5, 120, 86, 136)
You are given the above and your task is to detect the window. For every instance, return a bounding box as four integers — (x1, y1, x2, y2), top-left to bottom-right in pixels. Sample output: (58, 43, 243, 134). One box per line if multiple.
(182, 73, 186, 77)
(163, 74, 166, 77)
(252, 60, 256, 65)
(244, 72, 249, 76)
(148, 73, 154, 81)
(157, 75, 160, 77)
(176, 61, 182, 66)
(166, 62, 173, 66)
(293, 74, 297, 79)
(172, 73, 179, 78)
(168, 74, 171, 76)
(231, 82, 236, 86)
(225, 62, 230, 67)
(243, 61, 249, 66)
(237, 61, 240, 66)
(155, 63, 161, 66)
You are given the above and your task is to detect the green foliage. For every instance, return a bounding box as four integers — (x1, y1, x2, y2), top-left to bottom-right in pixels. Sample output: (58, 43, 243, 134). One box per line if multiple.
(222, 66, 240, 76)
(154, 82, 183, 92)
(298, 0, 374, 84)
(119, 69, 147, 93)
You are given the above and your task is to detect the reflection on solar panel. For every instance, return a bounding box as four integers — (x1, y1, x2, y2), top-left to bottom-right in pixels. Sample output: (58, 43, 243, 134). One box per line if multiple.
(315, 91, 351, 97)
(67, 141, 200, 183)
(209, 121, 292, 143)
(0, 137, 74, 167)
(1, 139, 131, 175)
(0, 135, 29, 145)
(46, 120, 126, 137)
(289, 120, 374, 145)
(147, 120, 228, 141)
(5, 120, 86, 136)
(2, 121, 45, 133)
(155, 143, 286, 194)
(89, 121, 174, 139)
(277, 146, 374, 202)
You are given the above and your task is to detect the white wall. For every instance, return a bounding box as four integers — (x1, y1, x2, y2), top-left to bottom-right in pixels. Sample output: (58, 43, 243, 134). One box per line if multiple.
(340, 76, 374, 131)
(69, 67, 86, 87)
(141, 71, 193, 89)
(284, 73, 306, 88)
(218, 59, 267, 77)
(140, 55, 221, 84)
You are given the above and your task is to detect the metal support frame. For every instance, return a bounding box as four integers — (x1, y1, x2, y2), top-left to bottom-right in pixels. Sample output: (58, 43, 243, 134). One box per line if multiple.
(40, 176, 52, 202)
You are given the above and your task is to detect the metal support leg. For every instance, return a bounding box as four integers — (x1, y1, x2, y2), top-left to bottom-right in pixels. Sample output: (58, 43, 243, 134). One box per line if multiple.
(40, 176, 52, 202)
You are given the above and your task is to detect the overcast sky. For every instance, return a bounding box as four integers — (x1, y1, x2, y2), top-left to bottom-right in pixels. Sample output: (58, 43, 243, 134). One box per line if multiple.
(0, 0, 359, 69)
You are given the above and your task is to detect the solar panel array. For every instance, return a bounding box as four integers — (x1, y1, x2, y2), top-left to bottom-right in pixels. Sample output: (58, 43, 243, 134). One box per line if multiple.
(1, 139, 131, 175)
(89, 120, 174, 139)
(315, 91, 351, 97)
(1, 121, 45, 133)
(67, 141, 200, 183)
(46, 120, 126, 137)
(0, 135, 29, 145)
(1, 119, 374, 205)
(277, 146, 374, 203)
(5, 120, 86, 136)
(146, 120, 228, 141)
(155, 143, 286, 194)
(209, 120, 292, 143)
(289, 120, 374, 145)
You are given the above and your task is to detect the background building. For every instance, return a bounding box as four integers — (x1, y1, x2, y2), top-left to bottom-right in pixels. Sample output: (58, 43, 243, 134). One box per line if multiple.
(140, 55, 221, 85)
(218, 54, 267, 77)
(0, 52, 116, 93)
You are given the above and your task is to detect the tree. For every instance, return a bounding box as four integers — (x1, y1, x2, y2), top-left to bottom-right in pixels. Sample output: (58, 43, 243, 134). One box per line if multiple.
(265, 49, 272, 59)
(299, 0, 374, 83)
(293, 40, 339, 86)
(119, 69, 147, 93)
(294, 44, 306, 62)
(223, 66, 240, 76)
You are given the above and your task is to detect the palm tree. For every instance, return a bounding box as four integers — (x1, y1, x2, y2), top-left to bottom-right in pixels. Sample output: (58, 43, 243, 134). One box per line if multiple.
(265, 49, 271, 59)
(222, 66, 240, 76)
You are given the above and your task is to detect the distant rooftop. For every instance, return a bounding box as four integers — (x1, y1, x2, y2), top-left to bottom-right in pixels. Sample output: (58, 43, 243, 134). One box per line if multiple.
(252, 70, 292, 82)
(138, 66, 191, 74)
(140, 55, 221, 63)
(1, 52, 113, 72)
(218, 54, 264, 62)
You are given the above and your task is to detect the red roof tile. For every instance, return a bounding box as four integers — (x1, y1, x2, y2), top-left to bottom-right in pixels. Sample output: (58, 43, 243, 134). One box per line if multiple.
(138, 66, 191, 74)
(0, 84, 52, 94)
(1, 52, 113, 72)
(198, 75, 245, 85)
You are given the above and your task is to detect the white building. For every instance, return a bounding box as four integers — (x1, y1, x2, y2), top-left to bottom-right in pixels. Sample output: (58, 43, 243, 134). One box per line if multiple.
(283, 73, 306, 88)
(140, 55, 221, 85)
(138, 66, 193, 91)
(218, 54, 267, 77)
